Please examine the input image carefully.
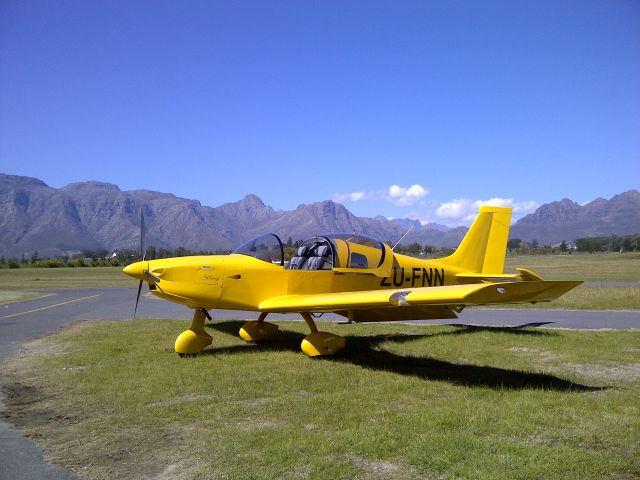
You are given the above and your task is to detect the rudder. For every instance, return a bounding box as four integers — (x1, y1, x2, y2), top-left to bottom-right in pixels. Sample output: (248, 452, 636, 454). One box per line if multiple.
(441, 206, 512, 274)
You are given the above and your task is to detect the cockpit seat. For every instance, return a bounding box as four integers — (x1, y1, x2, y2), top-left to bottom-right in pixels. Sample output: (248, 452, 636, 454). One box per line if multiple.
(287, 245, 310, 270)
(303, 245, 330, 270)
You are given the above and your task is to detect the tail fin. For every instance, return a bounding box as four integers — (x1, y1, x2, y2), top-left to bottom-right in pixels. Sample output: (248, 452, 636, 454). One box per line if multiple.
(441, 206, 512, 274)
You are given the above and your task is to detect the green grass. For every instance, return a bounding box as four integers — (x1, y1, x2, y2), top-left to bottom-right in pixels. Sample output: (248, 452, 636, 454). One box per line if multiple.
(0, 266, 129, 290)
(0, 290, 45, 304)
(505, 252, 640, 282)
(3, 319, 639, 479)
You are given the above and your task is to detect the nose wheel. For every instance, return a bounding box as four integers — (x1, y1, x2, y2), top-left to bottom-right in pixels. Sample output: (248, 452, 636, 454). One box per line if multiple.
(175, 308, 213, 355)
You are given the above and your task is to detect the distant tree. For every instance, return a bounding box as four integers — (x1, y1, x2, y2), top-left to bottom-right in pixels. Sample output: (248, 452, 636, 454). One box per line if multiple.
(81, 249, 95, 259)
(507, 239, 521, 250)
(405, 242, 422, 255)
(20, 253, 27, 264)
(145, 245, 156, 260)
(31, 250, 39, 264)
(8, 258, 20, 269)
(284, 246, 297, 260)
(0, 256, 5, 266)
(95, 248, 109, 259)
(560, 240, 567, 253)
(286, 237, 293, 247)
(531, 239, 539, 249)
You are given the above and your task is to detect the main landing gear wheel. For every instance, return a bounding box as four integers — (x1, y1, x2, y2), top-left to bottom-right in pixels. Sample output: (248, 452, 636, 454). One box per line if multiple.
(300, 313, 345, 356)
(175, 308, 213, 355)
(239, 312, 345, 356)
(239, 312, 279, 342)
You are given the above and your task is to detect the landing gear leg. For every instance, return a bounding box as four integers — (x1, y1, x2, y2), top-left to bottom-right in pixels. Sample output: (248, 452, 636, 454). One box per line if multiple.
(175, 308, 213, 355)
(300, 313, 345, 356)
(239, 312, 279, 342)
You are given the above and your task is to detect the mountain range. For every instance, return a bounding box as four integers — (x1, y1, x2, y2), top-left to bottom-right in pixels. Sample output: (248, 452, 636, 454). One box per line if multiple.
(1, 173, 638, 258)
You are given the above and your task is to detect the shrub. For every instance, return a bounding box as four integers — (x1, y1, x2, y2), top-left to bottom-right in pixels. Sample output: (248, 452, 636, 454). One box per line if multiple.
(42, 259, 64, 268)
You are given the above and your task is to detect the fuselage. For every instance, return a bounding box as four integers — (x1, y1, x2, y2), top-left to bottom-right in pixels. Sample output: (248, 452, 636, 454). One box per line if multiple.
(123, 250, 470, 312)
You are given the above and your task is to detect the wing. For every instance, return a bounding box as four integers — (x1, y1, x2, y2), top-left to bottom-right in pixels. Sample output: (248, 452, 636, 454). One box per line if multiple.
(258, 280, 582, 314)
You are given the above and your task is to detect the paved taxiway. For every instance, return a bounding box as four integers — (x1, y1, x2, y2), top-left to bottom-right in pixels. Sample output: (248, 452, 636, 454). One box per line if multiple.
(1, 287, 639, 479)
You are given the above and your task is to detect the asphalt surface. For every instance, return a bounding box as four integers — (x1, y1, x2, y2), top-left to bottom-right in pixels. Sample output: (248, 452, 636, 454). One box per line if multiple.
(1, 288, 639, 480)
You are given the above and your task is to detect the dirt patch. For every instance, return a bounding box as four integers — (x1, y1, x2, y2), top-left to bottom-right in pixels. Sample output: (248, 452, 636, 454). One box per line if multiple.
(14, 338, 72, 358)
(146, 394, 215, 408)
(232, 396, 274, 407)
(225, 418, 278, 431)
(507, 346, 560, 362)
(349, 454, 430, 479)
(1, 337, 202, 480)
(562, 362, 640, 383)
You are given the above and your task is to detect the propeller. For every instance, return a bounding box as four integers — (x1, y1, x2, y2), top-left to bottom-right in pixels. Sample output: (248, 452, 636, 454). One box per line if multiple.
(128, 209, 162, 318)
(133, 209, 146, 319)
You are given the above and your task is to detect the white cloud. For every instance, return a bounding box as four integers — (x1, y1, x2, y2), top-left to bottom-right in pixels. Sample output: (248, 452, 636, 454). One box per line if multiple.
(436, 198, 539, 224)
(331, 193, 350, 202)
(331, 184, 429, 206)
(388, 184, 428, 206)
(349, 191, 366, 201)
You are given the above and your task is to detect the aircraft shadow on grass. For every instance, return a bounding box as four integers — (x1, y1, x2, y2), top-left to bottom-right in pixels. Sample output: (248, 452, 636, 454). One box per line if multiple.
(203, 320, 602, 392)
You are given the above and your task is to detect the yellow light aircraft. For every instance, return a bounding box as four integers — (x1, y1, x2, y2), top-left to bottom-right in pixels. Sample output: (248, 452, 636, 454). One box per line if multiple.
(123, 206, 581, 357)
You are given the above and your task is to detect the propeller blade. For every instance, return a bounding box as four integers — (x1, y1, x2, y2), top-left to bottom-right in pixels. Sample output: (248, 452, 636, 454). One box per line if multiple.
(133, 279, 143, 319)
(143, 268, 160, 283)
(140, 209, 146, 261)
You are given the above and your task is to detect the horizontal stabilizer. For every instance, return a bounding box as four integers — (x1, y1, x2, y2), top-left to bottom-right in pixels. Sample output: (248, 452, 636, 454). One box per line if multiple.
(456, 273, 520, 281)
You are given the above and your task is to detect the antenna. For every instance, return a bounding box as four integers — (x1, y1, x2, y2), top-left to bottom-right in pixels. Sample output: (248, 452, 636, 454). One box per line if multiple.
(392, 225, 414, 251)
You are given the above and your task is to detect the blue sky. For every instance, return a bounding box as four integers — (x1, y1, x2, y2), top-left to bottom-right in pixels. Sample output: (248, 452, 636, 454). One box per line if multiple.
(1, 1, 638, 225)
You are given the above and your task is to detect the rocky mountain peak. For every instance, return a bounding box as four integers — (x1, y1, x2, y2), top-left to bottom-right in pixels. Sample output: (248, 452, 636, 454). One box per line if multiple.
(62, 181, 120, 192)
(0, 173, 48, 188)
(238, 193, 266, 208)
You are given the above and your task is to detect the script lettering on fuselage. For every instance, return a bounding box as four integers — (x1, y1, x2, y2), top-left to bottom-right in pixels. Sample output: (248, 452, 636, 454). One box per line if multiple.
(379, 267, 445, 288)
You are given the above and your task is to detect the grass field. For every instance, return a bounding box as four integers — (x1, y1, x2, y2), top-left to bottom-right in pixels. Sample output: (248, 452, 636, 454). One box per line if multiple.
(0, 266, 128, 290)
(504, 252, 640, 282)
(0, 290, 44, 304)
(2, 319, 639, 479)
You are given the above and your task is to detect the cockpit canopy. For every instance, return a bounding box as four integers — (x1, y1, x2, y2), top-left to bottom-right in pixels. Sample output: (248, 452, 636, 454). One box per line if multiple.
(233, 232, 390, 274)
(232, 233, 284, 266)
(323, 233, 386, 269)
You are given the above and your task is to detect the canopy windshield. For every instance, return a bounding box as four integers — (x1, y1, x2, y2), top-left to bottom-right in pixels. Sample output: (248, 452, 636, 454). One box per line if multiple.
(233, 233, 284, 266)
(321, 233, 386, 269)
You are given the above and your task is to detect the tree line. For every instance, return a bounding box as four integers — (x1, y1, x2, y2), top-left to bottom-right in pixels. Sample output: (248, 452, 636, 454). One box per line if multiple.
(0, 245, 233, 269)
(573, 234, 640, 253)
(2, 233, 639, 269)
